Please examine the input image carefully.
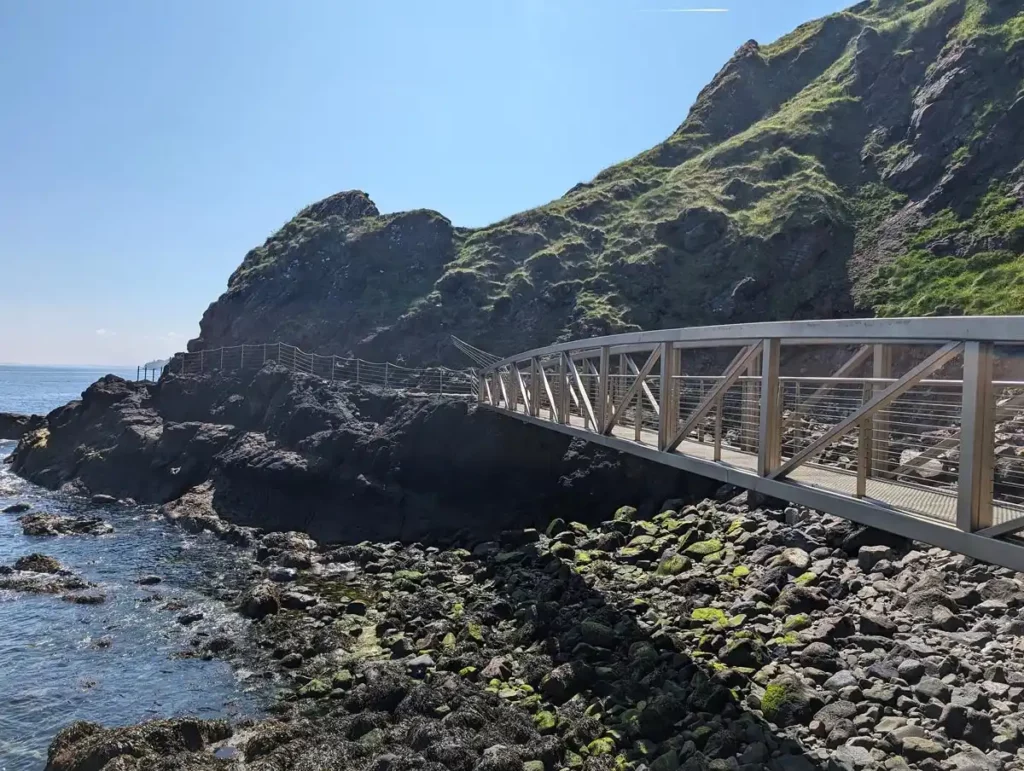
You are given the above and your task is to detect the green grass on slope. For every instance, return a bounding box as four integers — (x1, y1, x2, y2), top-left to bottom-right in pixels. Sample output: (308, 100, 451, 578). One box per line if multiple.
(955, 0, 1024, 49)
(869, 186, 1024, 316)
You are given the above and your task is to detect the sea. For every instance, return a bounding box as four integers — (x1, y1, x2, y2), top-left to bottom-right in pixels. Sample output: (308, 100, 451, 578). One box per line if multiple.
(0, 366, 267, 770)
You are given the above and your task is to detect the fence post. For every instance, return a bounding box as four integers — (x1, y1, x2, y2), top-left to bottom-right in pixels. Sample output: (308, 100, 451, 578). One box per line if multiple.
(331, 357, 336, 382)
(439, 369, 444, 395)
(757, 338, 781, 476)
(241, 346, 245, 369)
(200, 350, 204, 373)
(356, 360, 361, 385)
(597, 346, 610, 431)
(657, 342, 679, 451)
(385, 363, 390, 389)
(871, 344, 892, 477)
(220, 348, 224, 371)
(958, 341, 995, 532)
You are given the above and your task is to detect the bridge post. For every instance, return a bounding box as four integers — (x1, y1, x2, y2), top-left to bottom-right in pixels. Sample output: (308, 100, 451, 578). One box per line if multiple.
(741, 354, 760, 451)
(597, 347, 610, 431)
(757, 339, 781, 476)
(658, 343, 679, 451)
(714, 398, 723, 461)
(958, 341, 995, 532)
(618, 354, 627, 417)
(559, 354, 569, 424)
(510, 365, 520, 413)
(529, 359, 539, 416)
(871, 344, 892, 477)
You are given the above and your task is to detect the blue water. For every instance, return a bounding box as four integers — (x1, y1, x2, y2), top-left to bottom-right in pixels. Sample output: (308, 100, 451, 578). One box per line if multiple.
(0, 368, 269, 770)
(0, 366, 139, 417)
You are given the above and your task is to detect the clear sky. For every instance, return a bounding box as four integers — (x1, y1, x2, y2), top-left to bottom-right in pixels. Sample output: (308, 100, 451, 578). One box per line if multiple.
(0, 0, 851, 366)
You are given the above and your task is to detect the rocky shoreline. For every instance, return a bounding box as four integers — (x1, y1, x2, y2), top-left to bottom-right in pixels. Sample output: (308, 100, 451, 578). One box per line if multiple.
(26, 487, 1024, 771)
(7, 368, 1024, 770)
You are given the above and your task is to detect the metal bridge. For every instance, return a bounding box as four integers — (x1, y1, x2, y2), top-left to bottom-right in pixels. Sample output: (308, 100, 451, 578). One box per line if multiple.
(477, 317, 1024, 572)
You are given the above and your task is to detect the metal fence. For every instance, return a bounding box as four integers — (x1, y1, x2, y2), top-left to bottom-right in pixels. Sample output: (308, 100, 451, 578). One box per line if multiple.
(168, 342, 477, 395)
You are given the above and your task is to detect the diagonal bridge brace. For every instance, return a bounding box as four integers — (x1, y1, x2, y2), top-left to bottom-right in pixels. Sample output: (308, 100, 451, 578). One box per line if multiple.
(770, 341, 964, 480)
(603, 347, 661, 435)
(566, 355, 598, 429)
(976, 515, 1024, 539)
(781, 345, 873, 430)
(664, 344, 762, 454)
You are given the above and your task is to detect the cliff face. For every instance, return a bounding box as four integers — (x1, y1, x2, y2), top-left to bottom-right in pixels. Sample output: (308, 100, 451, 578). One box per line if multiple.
(190, 0, 1024, 365)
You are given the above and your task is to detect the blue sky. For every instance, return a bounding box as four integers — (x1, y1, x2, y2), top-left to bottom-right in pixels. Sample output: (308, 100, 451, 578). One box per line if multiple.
(0, 0, 851, 365)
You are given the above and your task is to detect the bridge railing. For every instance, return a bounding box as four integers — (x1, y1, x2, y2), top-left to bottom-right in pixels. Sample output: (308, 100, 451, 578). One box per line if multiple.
(170, 342, 477, 395)
(478, 317, 1024, 567)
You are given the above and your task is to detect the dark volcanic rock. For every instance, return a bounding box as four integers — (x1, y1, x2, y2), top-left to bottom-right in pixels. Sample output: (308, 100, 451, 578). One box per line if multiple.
(0, 412, 44, 441)
(11, 367, 711, 544)
(19, 513, 113, 537)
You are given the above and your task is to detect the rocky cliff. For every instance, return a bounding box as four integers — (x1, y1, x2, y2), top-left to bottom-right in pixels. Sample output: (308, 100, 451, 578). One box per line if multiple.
(8, 367, 711, 544)
(188, 0, 1024, 366)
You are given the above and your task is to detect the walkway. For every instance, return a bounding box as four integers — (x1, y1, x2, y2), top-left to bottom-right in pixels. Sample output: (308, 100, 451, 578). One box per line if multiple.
(478, 317, 1024, 572)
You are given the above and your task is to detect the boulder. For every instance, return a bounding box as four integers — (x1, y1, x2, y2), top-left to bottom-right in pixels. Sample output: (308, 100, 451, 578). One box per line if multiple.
(238, 582, 281, 620)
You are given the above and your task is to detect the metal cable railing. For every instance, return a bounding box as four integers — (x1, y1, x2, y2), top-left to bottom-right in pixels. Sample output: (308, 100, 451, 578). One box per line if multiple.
(168, 342, 477, 395)
(477, 320, 1024, 572)
(450, 335, 502, 369)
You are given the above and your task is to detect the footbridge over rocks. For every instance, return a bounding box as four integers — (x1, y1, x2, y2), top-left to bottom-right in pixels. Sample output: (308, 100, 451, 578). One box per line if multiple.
(477, 317, 1024, 572)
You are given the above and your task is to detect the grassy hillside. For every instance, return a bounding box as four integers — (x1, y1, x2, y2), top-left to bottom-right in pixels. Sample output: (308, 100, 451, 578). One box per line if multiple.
(191, 0, 1024, 365)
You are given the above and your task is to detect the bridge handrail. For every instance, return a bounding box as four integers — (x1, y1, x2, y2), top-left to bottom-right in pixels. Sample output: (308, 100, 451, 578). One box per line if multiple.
(168, 341, 477, 394)
(487, 316, 1024, 369)
(477, 316, 1024, 571)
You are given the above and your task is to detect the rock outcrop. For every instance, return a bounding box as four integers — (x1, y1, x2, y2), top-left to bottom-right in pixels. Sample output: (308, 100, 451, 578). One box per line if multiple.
(186, 0, 1024, 366)
(10, 366, 712, 544)
(0, 412, 44, 441)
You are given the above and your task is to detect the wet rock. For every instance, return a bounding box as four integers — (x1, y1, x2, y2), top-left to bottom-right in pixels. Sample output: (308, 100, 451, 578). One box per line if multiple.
(19, 513, 113, 537)
(281, 590, 319, 610)
(238, 582, 281, 619)
(45, 717, 232, 770)
(268, 566, 298, 582)
(13, 554, 64, 573)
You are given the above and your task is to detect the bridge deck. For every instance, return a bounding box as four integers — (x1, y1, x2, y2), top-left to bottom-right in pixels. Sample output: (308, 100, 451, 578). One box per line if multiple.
(561, 413, 1023, 529)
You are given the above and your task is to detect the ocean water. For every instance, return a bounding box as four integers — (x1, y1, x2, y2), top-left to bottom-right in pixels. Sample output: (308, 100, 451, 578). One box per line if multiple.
(0, 368, 268, 770)
(0, 365, 139, 417)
